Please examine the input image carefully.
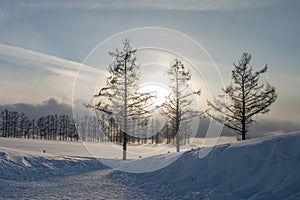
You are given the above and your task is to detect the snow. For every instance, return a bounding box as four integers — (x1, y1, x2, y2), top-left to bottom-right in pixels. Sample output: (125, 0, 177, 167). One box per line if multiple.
(1, 132, 300, 199)
(0, 137, 189, 159)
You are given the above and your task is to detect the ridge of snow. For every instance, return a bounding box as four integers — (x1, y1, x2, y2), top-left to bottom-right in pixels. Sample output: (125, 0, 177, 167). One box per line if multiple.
(108, 132, 300, 199)
(0, 132, 300, 199)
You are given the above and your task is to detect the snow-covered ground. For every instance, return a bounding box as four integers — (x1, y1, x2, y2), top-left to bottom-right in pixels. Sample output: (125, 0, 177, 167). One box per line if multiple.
(0, 136, 236, 159)
(1, 132, 300, 199)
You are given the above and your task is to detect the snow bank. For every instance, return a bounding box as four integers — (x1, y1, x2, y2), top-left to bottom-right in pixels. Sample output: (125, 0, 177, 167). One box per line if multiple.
(0, 132, 300, 199)
(0, 148, 106, 181)
(109, 132, 300, 199)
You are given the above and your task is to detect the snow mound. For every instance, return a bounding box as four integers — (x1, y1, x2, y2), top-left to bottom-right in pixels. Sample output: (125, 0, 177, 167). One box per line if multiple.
(109, 132, 300, 199)
(0, 132, 300, 199)
(0, 148, 107, 181)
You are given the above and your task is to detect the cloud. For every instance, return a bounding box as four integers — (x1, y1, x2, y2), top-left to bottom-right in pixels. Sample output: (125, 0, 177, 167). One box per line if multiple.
(250, 119, 300, 137)
(0, 43, 105, 104)
(196, 117, 300, 139)
(4, 0, 276, 12)
(0, 43, 101, 79)
(0, 97, 72, 119)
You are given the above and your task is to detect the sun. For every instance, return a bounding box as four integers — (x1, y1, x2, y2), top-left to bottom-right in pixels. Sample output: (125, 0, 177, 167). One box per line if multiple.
(139, 82, 171, 107)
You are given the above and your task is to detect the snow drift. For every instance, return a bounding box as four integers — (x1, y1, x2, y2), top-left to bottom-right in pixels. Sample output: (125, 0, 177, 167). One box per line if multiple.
(1, 132, 300, 199)
(109, 132, 300, 199)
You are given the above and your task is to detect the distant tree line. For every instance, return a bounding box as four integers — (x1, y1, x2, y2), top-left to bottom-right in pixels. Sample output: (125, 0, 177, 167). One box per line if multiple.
(0, 109, 78, 141)
(77, 113, 192, 145)
(0, 109, 193, 145)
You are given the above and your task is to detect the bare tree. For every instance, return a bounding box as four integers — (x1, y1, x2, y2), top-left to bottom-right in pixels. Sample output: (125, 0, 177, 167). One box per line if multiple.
(18, 113, 31, 139)
(0, 110, 9, 137)
(161, 59, 201, 152)
(208, 53, 277, 140)
(91, 39, 155, 160)
(0, 110, 31, 139)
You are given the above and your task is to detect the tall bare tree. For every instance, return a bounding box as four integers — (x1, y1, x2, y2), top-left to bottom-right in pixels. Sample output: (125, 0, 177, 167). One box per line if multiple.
(91, 39, 155, 160)
(208, 53, 277, 140)
(161, 59, 201, 152)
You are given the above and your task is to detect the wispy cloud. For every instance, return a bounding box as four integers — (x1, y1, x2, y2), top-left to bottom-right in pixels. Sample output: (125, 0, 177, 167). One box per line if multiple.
(0, 43, 101, 79)
(4, 0, 276, 12)
(0, 43, 105, 104)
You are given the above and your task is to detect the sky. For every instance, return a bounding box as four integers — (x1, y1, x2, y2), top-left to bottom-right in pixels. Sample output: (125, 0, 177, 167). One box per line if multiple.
(0, 0, 299, 136)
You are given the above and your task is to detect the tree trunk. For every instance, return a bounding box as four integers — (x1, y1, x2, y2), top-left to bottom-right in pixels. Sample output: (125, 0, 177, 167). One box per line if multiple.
(175, 66, 180, 152)
(242, 75, 246, 140)
(123, 133, 127, 160)
(242, 123, 246, 140)
(176, 133, 180, 152)
(123, 54, 128, 160)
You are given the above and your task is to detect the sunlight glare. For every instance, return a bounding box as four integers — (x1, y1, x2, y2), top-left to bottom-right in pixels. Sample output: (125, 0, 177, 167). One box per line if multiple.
(139, 83, 171, 107)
